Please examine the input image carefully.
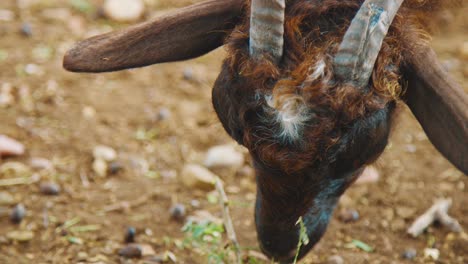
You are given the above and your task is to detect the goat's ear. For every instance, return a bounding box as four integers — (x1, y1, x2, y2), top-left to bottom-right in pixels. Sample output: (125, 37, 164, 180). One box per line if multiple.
(403, 44, 468, 174)
(63, 0, 244, 73)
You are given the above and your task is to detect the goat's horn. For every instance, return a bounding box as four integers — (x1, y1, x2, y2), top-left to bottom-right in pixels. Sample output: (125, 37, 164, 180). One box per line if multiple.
(249, 0, 285, 62)
(333, 0, 404, 87)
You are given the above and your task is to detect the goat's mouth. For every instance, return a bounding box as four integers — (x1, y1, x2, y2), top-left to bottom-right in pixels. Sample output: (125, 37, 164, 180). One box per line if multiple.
(256, 216, 330, 263)
(255, 196, 336, 263)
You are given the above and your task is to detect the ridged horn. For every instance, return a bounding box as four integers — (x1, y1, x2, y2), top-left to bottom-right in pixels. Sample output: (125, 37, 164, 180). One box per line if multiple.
(333, 0, 404, 87)
(249, 0, 285, 62)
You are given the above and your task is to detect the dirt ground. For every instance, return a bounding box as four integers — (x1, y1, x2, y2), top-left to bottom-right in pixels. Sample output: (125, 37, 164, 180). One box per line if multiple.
(0, 1, 467, 263)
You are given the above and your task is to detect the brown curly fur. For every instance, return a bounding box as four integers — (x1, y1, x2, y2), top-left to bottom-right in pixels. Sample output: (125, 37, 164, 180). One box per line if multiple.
(218, 0, 462, 174)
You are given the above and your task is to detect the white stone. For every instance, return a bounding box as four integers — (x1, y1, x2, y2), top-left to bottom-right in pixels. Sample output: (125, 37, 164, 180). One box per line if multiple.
(424, 248, 440, 260)
(0, 135, 25, 157)
(204, 145, 244, 168)
(180, 164, 217, 190)
(93, 145, 117, 162)
(355, 166, 380, 184)
(92, 158, 108, 177)
(103, 0, 145, 22)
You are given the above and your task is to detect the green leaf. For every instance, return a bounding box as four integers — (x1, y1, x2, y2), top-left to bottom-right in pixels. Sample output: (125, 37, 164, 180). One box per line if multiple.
(349, 239, 374, 252)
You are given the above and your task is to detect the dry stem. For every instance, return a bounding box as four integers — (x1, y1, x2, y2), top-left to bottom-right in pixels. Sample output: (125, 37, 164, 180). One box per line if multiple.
(214, 177, 241, 264)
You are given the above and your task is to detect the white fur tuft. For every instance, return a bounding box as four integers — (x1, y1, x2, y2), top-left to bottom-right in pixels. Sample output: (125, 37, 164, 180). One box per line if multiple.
(264, 94, 312, 143)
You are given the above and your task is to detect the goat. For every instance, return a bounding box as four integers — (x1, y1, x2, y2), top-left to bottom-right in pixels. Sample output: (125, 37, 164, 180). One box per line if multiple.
(63, 0, 467, 262)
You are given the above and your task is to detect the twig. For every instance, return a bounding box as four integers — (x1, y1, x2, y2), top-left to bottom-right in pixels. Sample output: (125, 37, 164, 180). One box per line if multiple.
(407, 198, 463, 237)
(214, 177, 241, 264)
(0, 174, 40, 186)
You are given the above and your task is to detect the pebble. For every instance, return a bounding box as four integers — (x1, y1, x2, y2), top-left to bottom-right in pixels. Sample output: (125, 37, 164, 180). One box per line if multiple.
(20, 22, 33, 37)
(338, 208, 360, 223)
(169, 203, 186, 222)
(93, 145, 117, 162)
(459, 42, 468, 60)
(0, 192, 15, 206)
(82, 106, 96, 119)
(6, 230, 34, 242)
(10, 204, 26, 224)
(39, 182, 60, 195)
(355, 166, 380, 184)
(204, 145, 245, 168)
(30, 157, 53, 170)
(124, 227, 136, 243)
(92, 158, 108, 177)
(0, 9, 14, 21)
(0, 135, 25, 157)
(77, 252, 88, 261)
(108, 161, 123, 175)
(424, 248, 439, 260)
(183, 67, 194, 81)
(156, 107, 171, 121)
(119, 244, 142, 258)
(327, 255, 344, 264)
(180, 164, 217, 190)
(103, 0, 145, 22)
(402, 248, 417, 260)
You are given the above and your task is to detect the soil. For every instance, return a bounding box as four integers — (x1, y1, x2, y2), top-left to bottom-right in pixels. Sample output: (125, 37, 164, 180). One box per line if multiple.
(0, 1, 466, 263)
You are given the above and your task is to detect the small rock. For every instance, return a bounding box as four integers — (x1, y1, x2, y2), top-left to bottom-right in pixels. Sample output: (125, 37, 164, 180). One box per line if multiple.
(204, 145, 244, 168)
(82, 106, 96, 119)
(119, 244, 142, 258)
(180, 164, 217, 190)
(424, 248, 439, 260)
(24, 63, 44, 76)
(156, 107, 171, 121)
(327, 255, 344, 264)
(169, 203, 186, 222)
(20, 22, 33, 37)
(39, 182, 60, 195)
(0, 192, 15, 206)
(124, 227, 136, 243)
(404, 144, 417, 153)
(93, 158, 108, 177)
(0, 135, 25, 157)
(190, 199, 200, 208)
(338, 208, 360, 223)
(30, 157, 53, 170)
(182, 67, 194, 81)
(140, 244, 156, 256)
(93, 145, 117, 162)
(355, 166, 380, 184)
(6, 230, 33, 242)
(103, 0, 145, 22)
(0, 9, 14, 21)
(10, 204, 26, 224)
(108, 161, 123, 175)
(459, 42, 468, 60)
(77, 251, 88, 261)
(402, 248, 417, 260)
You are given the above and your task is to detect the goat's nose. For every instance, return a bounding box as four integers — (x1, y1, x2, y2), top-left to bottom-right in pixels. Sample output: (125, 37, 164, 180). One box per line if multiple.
(257, 226, 299, 263)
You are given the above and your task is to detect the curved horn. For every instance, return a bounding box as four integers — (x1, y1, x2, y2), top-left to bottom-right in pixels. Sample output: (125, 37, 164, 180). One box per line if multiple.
(333, 0, 404, 87)
(249, 0, 285, 62)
